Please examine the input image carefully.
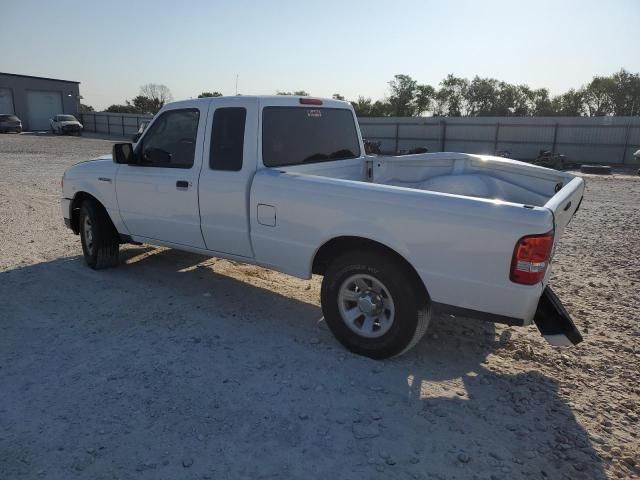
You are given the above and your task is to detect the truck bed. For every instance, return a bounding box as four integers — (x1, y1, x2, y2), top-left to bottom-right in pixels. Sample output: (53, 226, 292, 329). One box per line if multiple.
(282, 152, 575, 208)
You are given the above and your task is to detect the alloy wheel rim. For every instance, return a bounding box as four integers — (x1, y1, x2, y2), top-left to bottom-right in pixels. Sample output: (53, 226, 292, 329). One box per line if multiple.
(337, 274, 395, 338)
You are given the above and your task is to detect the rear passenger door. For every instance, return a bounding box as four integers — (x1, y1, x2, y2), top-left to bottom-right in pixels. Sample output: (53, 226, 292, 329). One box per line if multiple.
(198, 98, 258, 257)
(115, 106, 207, 248)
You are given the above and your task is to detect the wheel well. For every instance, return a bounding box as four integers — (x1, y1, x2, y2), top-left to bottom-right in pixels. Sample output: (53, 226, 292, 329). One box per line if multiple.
(69, 192, 112, 235)
(311, 236, 429, 300)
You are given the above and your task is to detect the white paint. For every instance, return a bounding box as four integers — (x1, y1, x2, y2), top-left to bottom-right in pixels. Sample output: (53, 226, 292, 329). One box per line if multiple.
(26, 90, 62, 130)
(61, 95, 584, 325)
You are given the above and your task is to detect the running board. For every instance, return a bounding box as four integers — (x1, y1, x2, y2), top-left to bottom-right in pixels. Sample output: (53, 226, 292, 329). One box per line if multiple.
(534, 287, 583, 346)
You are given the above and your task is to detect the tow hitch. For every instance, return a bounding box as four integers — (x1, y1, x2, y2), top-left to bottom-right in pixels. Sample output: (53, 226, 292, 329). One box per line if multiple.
(534, 287, 583, 346)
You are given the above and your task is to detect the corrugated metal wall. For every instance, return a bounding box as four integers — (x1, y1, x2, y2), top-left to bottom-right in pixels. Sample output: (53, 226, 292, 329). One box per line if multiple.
(82, 112, 640, 165)
(359, 116, 640, 164)
(81, 112, 153, 137)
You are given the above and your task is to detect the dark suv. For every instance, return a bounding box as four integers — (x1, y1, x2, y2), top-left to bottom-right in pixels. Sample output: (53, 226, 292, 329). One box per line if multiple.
(0, 114, 23, 133)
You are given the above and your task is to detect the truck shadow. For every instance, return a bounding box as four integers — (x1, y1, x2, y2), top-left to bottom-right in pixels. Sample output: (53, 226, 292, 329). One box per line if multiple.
(0, 247, 606, 479)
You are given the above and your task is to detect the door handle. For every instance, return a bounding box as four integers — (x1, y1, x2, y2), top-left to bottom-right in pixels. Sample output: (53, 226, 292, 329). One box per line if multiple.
(176, 180, 189, 189)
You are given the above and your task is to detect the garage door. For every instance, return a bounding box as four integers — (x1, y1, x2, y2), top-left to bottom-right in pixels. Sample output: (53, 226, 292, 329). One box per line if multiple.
(0, 88, 14, 114)
(26, 90, 63, 131)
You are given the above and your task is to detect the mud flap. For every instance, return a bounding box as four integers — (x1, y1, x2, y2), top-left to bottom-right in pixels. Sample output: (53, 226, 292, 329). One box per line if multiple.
(534, 287, 583, 346)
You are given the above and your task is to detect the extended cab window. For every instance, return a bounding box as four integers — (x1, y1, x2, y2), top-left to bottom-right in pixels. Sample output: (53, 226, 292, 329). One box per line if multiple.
(210, 107, 246, 171)
(139, 109, 199, 168)
(262, 107, 360, 167)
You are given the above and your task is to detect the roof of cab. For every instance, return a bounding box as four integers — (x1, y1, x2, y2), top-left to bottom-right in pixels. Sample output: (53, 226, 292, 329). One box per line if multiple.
(164, 95, 351, 110)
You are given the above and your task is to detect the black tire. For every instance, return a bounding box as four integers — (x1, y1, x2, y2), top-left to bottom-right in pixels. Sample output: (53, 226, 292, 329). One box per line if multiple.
(79, 200, 120, 269)
(321, 250, 430, 359)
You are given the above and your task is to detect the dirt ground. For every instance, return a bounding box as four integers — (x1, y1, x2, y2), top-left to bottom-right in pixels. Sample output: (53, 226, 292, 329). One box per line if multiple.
(0, 133, 638, 480)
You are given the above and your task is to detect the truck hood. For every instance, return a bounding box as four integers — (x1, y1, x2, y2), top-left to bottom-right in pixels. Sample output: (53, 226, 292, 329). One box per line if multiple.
(58, 120, 83, 127)
(65, 156, 113, 175)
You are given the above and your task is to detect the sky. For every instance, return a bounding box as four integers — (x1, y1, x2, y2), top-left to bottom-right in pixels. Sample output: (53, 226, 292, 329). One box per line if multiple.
(3, 0, 639, 110)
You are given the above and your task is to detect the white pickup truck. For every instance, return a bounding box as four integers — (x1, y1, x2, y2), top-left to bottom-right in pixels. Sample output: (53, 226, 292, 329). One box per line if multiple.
(61, 95, 585, 359)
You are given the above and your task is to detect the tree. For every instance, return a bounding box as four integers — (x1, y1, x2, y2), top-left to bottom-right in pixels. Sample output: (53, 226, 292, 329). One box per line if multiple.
(198, 91, 223, 98)
(434, 74, 470, 116)
(466, 76, 501, 116)
(276, 90, 309, 96)
(127, 95, 158, 114)
(138, 83, 173, 112)
(415, 84, 436, 115)
(609, 69, 640, 115)
(332, 93, 345, 101)
(530, 88, 555, 116)
(550, 89, 586, 116)
(104, 96, 160, 114)
(80, 103, 95, 113)
(387, 74, 418, 116)
(105, 104, 137, 114)
(351, 97, 374, 116)
(350, 96, 391, 117)
(583, 77, 615, 116)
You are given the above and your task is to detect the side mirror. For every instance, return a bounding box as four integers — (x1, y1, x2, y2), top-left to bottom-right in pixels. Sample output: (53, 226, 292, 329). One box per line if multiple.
(113, 143, 135, 164)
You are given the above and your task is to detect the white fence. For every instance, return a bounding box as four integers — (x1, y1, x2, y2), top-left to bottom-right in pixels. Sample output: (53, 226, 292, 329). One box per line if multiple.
(82, 112, 640, 165)
(359, 116, 640, 164)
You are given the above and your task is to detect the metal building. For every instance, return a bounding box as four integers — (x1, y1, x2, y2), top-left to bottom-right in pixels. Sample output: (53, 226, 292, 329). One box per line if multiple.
(0, 72, 81, 131)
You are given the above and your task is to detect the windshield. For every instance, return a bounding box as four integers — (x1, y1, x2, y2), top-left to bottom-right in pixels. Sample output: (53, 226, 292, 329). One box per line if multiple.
(262, 107, 360, 167)
(0, 115, 20, 122)
(58, 115, 77, 122)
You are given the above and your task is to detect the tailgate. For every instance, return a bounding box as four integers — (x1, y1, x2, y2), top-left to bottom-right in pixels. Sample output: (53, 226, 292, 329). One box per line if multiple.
(544, 176, 585, 241)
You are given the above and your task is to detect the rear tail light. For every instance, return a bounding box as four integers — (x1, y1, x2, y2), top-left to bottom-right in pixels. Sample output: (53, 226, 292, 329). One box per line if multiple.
(299, 98, 323, 105)
(510, 231, 554, 285)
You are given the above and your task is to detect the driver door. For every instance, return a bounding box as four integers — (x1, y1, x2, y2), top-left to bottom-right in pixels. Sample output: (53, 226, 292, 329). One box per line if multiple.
(115, 106, 207, 248)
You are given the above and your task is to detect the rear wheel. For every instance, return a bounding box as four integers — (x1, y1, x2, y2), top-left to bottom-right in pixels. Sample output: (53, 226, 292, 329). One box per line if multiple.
(321, 250, 430, 359)
(79, 200, 120, 269)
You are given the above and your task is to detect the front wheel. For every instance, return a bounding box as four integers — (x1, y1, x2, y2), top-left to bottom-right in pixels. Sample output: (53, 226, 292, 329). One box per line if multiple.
(79, 200, 120, 269)
(321, 250, 430, 359)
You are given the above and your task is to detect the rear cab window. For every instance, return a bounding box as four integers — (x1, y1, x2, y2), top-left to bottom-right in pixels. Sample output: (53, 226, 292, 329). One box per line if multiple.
(262, 107, 360, 167)
(210, 107, 246, 171)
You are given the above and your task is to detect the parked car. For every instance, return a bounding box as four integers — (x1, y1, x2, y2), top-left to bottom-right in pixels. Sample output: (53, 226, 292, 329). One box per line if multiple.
(634, 149, 640, 161)
(0, 114, 23, 133)
(50, 114, 83, 135)
(60, 95, 585, 359)
(132, 120, 151, 143)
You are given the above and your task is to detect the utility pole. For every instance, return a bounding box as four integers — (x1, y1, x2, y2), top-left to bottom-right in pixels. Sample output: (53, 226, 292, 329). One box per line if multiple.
(235, 74, 239, 96)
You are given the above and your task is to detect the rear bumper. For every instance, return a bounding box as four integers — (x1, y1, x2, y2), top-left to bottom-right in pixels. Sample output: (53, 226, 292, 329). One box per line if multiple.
(434, 286, 583, 347)
(533, 286, 583, 346)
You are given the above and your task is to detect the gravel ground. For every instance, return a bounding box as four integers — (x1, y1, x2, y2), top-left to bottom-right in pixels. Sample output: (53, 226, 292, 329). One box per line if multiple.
(0, 133, 638, 480)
